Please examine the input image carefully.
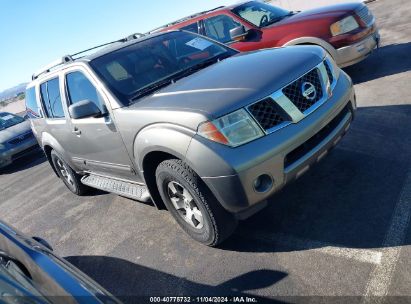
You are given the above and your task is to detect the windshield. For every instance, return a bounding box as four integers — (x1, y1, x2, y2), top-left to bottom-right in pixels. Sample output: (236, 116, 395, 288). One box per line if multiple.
(90, 31, 237, 105)
(232, 1, 291, 27)
(0, 113, 25, 130)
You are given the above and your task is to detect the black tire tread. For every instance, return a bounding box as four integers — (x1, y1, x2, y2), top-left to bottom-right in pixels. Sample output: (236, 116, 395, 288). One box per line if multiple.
(50, 150, 89, 196)
(156, 159, 237, 246)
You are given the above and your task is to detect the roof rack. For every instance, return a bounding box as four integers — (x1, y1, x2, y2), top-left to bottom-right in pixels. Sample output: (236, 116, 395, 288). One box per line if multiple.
(31, 34, 144, 81)
(147, 6, 225, 34)
(31, 57, 71, 80)
(126, 33, 145, 41)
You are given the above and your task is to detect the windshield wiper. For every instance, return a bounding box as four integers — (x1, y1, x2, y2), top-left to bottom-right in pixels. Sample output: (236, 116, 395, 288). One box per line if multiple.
(172, 53, 232, 81)
(130, 78, 174, 101)
(129, 53, 232, 102)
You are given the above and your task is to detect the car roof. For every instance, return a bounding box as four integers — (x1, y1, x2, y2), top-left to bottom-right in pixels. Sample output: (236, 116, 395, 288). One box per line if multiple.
(81, 30, 171, 61)
(148, 1, 251, 34)
(29, 30, 179, 84)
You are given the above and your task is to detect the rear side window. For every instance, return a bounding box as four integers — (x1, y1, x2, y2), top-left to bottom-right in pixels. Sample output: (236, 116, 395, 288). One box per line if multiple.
(39, 78, 65, 118)
(66, 71, 104, 111)
(180, 22, 199, 34)
(203, 15, 241, 43)
(25, 87, 41, 118)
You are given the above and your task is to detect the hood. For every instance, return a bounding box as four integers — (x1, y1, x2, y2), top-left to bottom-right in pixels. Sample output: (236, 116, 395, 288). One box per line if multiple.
(130, 45, 325, 118)
(0, 120, 31, 143)
(273, 2, 362, 25)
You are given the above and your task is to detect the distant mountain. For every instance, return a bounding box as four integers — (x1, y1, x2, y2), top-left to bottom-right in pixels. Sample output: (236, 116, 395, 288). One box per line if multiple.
(0, 83, 28, 101)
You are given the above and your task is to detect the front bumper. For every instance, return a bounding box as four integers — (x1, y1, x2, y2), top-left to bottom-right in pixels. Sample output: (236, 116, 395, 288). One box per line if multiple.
(186, 71, 355, 217)
(336, 30, 380, 68)
(0, 138, 40, 168)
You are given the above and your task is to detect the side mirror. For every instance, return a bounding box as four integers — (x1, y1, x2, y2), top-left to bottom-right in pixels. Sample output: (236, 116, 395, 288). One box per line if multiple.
(230, 26, 248, 42)
(69, 100, 102, 119)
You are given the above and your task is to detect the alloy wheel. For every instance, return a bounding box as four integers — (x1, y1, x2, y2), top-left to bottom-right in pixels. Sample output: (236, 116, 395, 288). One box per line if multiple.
(56, 158, 75, 187)
(167, 181, 204, 229)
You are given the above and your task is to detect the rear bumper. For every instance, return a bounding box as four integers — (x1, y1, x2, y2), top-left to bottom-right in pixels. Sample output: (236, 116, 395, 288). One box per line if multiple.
(186, 72, 356, 217)
(336, 30, 380, 68)
(0, 138, 40, 168)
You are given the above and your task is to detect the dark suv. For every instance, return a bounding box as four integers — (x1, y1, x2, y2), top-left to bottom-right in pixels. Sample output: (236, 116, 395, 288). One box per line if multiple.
(27, 30, 355, 246)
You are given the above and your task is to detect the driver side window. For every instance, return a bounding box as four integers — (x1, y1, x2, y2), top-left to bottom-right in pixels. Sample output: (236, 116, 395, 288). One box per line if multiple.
(203, 15, 241, 44)
(66, 71, 104, 111)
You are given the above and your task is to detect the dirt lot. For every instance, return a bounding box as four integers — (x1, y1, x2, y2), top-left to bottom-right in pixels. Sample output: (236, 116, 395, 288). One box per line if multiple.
(1, 0, 410, 302)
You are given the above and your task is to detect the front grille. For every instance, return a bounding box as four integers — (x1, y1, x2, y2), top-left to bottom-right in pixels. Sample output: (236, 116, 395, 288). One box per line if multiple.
(356, 6, 374, 26)
(284, 105, 351, 168)
(248, 98, 288, 130)
(282, 68, 323, 113)
(8, 132, 34, 145)
(324, 60, 334, 84)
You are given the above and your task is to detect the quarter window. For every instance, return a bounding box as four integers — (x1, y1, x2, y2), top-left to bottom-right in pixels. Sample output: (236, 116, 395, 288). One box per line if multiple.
(203, 15, 242, 43)
(39, 78, 64, 118)
(66, 71, 104, 111)
(180, 22, 199, 34)
(25, 87, 41, 118)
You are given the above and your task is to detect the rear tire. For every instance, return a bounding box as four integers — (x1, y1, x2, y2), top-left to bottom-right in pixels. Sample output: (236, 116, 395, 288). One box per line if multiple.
(50, 150, 89, 196)
(155, 159, 237, 246)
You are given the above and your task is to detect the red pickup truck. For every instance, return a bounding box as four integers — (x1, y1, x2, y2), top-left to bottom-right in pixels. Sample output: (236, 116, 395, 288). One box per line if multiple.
(153, 1, 380, 67)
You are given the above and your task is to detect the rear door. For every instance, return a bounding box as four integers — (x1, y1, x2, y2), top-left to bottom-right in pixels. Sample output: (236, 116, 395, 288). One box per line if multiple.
(62, 67, 136, 180)
(38, 76, 73, 163)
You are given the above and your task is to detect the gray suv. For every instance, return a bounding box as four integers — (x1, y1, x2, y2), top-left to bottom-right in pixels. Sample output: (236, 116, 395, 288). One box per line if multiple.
(26, 30, 356, 246)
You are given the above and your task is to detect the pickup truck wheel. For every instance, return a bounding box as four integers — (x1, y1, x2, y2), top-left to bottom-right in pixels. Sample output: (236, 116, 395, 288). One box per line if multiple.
(156, 159, 237, 246)
(50, 150, 88, 196)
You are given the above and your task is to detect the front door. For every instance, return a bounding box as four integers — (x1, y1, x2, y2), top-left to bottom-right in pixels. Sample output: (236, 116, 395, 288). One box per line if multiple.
(201, 14, 266, 53)
(63, 69, 136, 180)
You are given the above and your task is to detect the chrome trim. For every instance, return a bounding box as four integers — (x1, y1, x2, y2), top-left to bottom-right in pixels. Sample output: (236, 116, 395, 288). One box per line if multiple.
(271, 91, 305, 123)
(302, 65, 330, 117)
(356, 6, 375, 27)
(246, 59, 337, 135)
(324, 56, 338, 91)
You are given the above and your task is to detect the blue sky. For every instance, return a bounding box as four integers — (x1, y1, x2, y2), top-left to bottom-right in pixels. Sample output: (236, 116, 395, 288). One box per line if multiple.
(0, 0, 236, 92)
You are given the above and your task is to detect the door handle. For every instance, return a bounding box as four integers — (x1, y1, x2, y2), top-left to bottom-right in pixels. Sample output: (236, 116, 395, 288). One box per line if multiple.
(72, 127, 81, 135)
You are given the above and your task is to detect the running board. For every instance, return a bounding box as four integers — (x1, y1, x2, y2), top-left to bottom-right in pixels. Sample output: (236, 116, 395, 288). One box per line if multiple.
(81, 174, 151, 202)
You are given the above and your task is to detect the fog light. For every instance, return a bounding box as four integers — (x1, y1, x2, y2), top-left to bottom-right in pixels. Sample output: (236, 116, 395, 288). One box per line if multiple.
(253, 174, 273, 193)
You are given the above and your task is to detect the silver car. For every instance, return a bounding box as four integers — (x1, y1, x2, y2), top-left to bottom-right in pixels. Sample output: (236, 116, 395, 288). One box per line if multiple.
(27, 30, 356, 246)
(0, 112, 39, 169)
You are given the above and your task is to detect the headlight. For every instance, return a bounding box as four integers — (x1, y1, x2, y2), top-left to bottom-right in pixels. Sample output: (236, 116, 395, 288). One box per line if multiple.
(330, 16, 359, 36)
(198, 109, 264, 147)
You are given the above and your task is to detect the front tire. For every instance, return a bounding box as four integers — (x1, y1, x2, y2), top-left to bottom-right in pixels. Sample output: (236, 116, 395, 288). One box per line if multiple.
(155, 159, 237, 246)
(50, 150, 88, 196)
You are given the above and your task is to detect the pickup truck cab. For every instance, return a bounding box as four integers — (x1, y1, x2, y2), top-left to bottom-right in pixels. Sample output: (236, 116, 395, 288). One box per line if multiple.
(155, 1, 380, 67)
(26, 30, 356, 246)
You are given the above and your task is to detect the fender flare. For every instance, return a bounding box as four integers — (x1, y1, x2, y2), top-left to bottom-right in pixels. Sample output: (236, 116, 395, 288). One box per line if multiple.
(283, 37, 339, 62)
(134, 123, 196, 173)
(41, 132, 73, 176)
